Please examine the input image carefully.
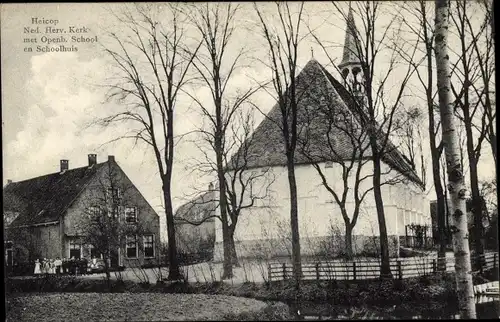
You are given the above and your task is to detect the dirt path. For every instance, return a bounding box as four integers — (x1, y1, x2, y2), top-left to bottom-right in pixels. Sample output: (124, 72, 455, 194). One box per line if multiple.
(6, 292, 268, 321)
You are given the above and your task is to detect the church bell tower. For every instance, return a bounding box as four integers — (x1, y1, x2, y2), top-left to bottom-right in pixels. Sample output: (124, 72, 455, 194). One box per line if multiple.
(338, 5, 365, 102)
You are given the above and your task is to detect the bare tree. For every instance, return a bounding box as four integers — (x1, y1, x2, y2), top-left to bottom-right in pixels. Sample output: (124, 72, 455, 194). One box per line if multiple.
(97, 3, 201, 280)
(297, 80, 406, 259)
(310, 1, 422, 278)
(224, 110, 277, 266)
(253, 1, 305, 289)
(396, 107, 427, 188)
(181, 3, 264, 279)
(449, 0, 494, 266)
(435, 0, 476, 318)
(74, 162, 144, 289)
(398, 0, 448, 270)
(176, 109, 276, 273)
(473, 0, 496, 170)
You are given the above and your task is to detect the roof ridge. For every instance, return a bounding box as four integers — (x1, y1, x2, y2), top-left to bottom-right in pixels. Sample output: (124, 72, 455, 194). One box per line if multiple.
(8, 161, 109, 185)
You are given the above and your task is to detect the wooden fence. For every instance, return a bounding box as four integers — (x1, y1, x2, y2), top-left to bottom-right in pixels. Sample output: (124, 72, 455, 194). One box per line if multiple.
(268, 252, 498, 282)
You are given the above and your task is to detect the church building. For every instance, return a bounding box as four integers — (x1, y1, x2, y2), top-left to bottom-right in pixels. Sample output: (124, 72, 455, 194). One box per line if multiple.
(212, 7, 430, 261)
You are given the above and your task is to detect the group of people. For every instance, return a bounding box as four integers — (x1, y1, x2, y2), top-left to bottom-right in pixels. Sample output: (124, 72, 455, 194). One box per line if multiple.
(33, 257, 87, 275)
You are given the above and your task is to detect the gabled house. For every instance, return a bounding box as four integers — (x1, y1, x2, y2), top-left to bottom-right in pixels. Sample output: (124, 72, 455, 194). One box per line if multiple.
(3, 154, 160, 268)
(174, 183, 217, 263)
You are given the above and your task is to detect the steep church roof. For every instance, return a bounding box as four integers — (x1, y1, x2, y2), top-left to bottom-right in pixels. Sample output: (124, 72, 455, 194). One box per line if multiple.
(227, 59, 423, 188)
(3, 161, 108, 227)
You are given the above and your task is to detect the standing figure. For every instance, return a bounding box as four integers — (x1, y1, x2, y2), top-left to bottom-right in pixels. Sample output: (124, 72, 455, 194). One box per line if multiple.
(34, 258, 41, 275)
(49, 259, 55, 274)
(54, 257, 62, 274)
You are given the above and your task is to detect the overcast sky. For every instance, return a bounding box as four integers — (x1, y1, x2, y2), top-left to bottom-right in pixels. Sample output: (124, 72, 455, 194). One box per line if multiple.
(2, 2, 495, 241)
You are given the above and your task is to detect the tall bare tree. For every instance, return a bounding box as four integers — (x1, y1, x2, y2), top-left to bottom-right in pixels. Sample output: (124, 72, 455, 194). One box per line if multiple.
(449, 0, 494, 266)
(435, 0, 476, 318)
(297, 80, 407, 259)
(253, 1, 305, 288)
(224, 111, 277, 267)
(310, 2, 421, 277)
(181, 3, 264, 279)
(98, 3, 200, 280)
(297, 96, 370, 259)
(398, 0, 448, 270)
(178, 109, 274, 277)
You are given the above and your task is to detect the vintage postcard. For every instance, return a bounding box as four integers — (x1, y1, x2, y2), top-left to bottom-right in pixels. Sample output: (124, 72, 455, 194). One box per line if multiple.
(3, 2, 498, 321)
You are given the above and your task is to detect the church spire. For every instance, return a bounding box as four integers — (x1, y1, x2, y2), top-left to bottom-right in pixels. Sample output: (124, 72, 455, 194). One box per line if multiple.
(339, 3, 362, 69)
(338, 3, 365, 100)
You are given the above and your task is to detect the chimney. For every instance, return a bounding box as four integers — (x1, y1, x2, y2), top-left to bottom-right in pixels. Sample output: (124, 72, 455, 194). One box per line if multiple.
(108, 155, 115, 163)
(60, 159, 69, 173)
(88, 154, 97, 167)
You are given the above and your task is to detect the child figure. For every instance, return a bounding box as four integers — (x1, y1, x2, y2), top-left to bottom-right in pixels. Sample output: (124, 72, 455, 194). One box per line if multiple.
(34, 258, 41, 275)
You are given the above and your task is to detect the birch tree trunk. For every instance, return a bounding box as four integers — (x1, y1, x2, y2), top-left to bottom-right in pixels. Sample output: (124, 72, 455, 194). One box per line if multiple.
(434, 0, 476, 318)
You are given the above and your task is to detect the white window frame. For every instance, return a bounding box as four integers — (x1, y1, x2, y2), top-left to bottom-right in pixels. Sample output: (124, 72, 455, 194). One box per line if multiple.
(107, 187, 122, 202)
(125, 206, 138, 223)
(88, 206, 101, 218)
(143, 234, 155, 259)
(125, 235, 138, 259)
(5, 240, 13, 266)
(69, 240, 82, 259)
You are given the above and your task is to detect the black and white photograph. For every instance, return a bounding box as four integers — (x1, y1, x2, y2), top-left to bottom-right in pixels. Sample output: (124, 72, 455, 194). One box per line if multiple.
(2, 1, 498, 320)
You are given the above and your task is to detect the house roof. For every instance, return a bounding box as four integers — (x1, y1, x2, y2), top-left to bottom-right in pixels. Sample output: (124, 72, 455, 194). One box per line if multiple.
(174, 190, 217, 224)
(3, 162, 107, 227)
(228, 59, 423, 188)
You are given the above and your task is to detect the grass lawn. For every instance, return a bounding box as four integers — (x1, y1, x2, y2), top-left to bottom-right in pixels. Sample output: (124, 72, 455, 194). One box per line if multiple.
(6, 292, 269, 321)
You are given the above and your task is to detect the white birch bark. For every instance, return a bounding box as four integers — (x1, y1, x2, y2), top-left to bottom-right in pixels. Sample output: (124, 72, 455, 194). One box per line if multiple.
(434, 0, 476, 318)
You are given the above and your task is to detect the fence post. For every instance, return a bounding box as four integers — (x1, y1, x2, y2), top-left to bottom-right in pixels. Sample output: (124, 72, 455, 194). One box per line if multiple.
(397, 260, 402, 280)
(267, 263, 271, 283)
(432, 259, 437, 274)
(282, 263, 287, 280)
(353, 262, 356, 281)
(494, 253, 498, 270)
(316, 262, 320, 281)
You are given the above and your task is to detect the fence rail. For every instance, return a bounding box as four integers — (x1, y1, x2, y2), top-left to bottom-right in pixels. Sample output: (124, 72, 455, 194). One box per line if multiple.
(268, 252, 498, 282)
